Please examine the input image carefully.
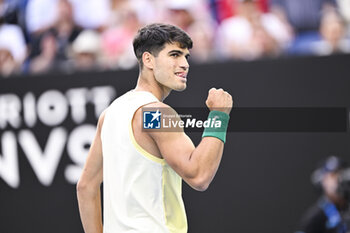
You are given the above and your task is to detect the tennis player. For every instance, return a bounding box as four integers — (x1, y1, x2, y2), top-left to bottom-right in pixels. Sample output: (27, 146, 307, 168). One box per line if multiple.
(77, 23, 233, 233)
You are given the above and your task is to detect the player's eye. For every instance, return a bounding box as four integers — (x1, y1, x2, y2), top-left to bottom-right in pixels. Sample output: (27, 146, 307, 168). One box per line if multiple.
(171, 53, 179, 58)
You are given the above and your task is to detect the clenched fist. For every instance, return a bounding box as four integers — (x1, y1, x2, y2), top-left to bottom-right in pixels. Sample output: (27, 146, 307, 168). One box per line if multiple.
(205, 88, 233, 115)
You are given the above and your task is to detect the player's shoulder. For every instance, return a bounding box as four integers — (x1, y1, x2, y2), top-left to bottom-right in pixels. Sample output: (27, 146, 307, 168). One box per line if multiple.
(143, 102, 178, 115)
(97, 109, 108, 128)
(144, 101, 169, 108)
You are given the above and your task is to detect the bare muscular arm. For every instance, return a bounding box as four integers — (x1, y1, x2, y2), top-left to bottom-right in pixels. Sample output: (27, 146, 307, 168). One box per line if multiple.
(148, 88, 232, 191)
(76, 111, 105, 233)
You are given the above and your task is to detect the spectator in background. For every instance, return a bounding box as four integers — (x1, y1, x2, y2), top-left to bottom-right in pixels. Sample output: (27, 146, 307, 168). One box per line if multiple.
(216, 0, 292, 60)
(165, 0, 216, 63)
(269, 0, 340, 55)
(0, 11, 27, 77)
(70, 30, 101, 71)
(209, 0, 269, 24)
(129, 0, 166, 25)
(100, 1, 140, 70)
(51, 0, 82, 61)
(295, 156, 350, 233)
(107, 0, 131, 27)
(165, 0, 196, 31)
(209, 0, 235, 24)
(69, 0, 109, 31)
(28, 0, 82, 74)
(187, 21, 216, 63)
(0, 0, 8, 17)
(29, 31, 59, 73)
(311, 10, 350, 55)
(25, 0, 59, 35)
(0, 48, 16, 77)
(269, 0, 337, 34)
(336, 0, 350, 31)
(26, 0, 109, 34)
(0, 0, 23, 25)
(109, 0, 165, 26)
(286, 8, 350, 55)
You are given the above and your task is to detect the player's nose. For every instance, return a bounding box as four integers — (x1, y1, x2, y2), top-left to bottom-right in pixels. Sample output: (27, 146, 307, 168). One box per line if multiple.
(179, 57, 189, 71)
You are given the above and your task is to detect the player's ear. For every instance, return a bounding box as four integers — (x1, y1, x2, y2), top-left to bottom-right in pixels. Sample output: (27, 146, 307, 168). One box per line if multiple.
(142, 52, 154, 70)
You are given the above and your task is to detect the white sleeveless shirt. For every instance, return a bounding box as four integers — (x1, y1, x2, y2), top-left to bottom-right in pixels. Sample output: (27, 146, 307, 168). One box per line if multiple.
(101, 90, 187, 233)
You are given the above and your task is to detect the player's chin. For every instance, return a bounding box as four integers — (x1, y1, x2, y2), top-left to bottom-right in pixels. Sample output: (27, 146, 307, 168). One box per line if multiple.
(174, 84, 187, 92)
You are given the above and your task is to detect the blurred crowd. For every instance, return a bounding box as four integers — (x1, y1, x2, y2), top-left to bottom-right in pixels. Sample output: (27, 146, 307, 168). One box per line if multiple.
(0, 0, 350, 77)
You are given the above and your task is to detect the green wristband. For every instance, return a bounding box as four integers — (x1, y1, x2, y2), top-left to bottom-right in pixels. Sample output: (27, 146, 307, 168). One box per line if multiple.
(202, 110, 230, 143)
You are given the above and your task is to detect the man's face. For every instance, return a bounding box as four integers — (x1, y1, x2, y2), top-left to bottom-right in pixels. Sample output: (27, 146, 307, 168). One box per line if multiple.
(322, 172, 339, 197)
(152, 42, 190, 92)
